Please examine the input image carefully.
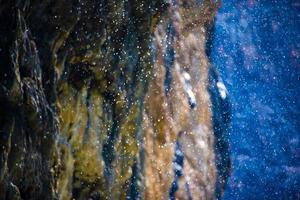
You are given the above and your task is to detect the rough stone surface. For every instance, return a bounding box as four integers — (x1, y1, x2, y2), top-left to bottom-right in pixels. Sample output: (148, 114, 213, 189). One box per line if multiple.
(0, 0, 230, 199)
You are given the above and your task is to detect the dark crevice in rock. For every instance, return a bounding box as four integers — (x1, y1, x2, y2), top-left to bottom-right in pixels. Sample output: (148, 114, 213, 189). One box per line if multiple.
(127, 160, 140, 200)
(169, 132, 185, 200)
(208, 66, 232, 200)
(102, 101, 119, 188)
(204, 18, 216, 60)
(83, 85, 92, 144)
(163, 20, 176, 96)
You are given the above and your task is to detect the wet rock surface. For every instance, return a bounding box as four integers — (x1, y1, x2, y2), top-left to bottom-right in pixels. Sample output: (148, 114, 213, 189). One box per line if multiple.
(0, 0, 230, 199)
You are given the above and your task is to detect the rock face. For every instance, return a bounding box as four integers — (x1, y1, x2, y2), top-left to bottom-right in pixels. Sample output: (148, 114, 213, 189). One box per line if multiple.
(0, 0, 231, 199)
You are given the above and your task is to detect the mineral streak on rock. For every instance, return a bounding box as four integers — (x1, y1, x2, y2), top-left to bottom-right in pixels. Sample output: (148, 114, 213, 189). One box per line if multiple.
(0, 0, 230, 199)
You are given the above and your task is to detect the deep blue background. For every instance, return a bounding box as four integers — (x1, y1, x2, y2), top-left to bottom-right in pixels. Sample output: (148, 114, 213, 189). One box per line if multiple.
(210, 0, 300, 199)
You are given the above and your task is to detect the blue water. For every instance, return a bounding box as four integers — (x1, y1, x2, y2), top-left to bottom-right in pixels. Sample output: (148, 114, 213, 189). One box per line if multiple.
(211, 1, 300, 199)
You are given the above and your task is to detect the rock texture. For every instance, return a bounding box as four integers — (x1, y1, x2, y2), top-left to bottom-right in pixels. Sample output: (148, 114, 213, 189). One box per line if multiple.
(0, 0, 230, 199)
